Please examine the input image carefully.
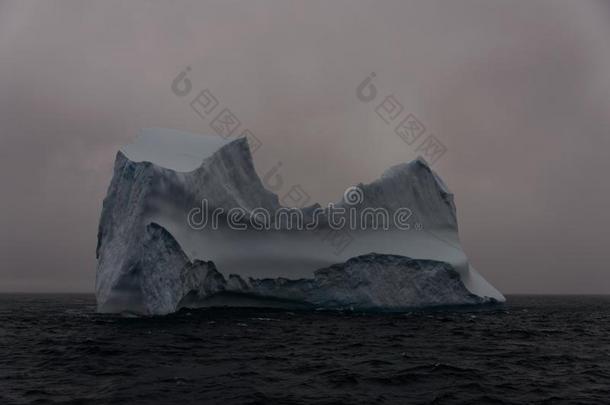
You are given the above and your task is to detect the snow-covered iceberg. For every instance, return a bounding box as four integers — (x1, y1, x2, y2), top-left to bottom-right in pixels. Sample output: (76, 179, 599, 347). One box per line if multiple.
(96, 128, 504, 315)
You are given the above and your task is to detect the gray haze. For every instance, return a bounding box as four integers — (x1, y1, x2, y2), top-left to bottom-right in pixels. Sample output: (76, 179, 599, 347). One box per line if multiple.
(1, 0, 609, 293)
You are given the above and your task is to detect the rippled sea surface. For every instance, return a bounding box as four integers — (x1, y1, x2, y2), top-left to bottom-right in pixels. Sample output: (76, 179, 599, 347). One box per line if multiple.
(1, 295, 609, 404)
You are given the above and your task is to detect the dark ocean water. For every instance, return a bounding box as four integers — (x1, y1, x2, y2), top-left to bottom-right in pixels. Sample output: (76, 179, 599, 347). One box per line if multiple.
(0, 295, 609, 405)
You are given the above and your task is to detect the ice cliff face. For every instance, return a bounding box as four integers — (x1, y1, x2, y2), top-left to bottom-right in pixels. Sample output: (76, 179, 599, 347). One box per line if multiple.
(96, 128, 504, 315)
(102, 223, 485, 315)
(99, 222, 222, 315)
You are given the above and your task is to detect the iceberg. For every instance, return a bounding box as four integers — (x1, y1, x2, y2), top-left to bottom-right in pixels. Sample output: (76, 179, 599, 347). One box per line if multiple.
(96, 128, 504, 315)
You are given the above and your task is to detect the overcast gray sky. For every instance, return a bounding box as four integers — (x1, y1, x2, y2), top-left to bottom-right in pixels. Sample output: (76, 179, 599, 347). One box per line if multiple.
(1, 0, 609, 293)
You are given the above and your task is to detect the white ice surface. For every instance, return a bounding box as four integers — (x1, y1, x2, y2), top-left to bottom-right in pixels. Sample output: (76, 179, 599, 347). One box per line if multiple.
(121, 128, 232, 172)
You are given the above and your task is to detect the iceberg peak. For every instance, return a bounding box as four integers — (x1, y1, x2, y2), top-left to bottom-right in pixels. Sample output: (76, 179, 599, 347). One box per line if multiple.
(121, 128, 238, 172)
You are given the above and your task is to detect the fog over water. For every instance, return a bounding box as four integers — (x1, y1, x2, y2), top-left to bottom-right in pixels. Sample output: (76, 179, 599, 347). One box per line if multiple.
(1, 0, 609, 293)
